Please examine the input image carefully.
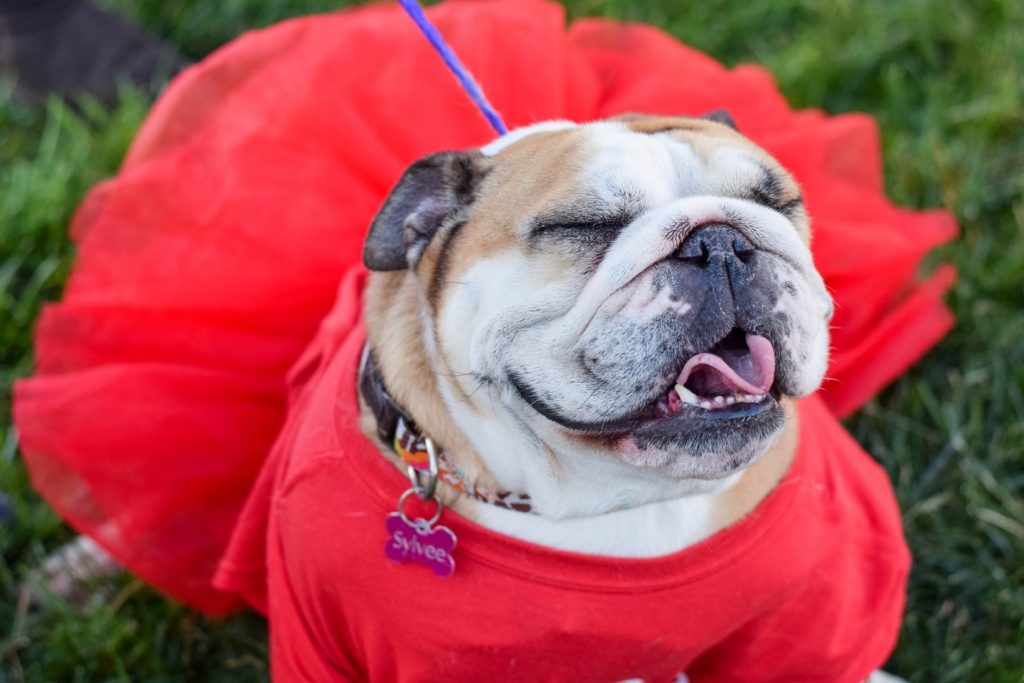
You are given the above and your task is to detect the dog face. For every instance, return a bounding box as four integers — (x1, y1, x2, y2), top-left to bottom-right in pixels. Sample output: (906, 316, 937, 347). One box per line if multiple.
(364, 115, 833, 506)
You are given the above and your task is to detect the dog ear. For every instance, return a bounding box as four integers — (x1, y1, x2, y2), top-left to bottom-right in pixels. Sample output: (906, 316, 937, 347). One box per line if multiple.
(700, 109, 739, 131)
(363, 151, 483, 272)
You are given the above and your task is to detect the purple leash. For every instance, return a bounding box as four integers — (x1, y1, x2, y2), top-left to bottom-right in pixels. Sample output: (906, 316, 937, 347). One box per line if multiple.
(397, 0, 509, 136)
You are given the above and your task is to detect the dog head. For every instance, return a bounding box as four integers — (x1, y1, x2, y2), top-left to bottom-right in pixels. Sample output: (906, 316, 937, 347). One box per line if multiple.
(362, 114, 833, 515)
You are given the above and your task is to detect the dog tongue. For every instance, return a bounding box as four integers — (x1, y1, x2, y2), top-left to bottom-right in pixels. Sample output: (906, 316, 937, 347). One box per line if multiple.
(676, 334, 776, 395)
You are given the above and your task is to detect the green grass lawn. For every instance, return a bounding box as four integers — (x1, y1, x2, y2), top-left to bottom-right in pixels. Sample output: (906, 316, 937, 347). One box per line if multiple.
(2, 0, 1022, 681)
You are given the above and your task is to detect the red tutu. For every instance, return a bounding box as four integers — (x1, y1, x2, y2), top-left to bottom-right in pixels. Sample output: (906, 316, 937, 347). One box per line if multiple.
(14, 0, 955, 614)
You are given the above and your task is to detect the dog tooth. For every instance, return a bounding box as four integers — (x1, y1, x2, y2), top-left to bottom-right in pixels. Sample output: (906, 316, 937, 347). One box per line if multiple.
(675, 384, 699, 406)
(714, 396, 725, 405)
(726, 396, 735, 405)
(699, 400, 712, 410)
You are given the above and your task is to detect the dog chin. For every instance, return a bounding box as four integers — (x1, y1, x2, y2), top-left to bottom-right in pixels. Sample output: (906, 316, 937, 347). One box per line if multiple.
(610, 398, 787, 479)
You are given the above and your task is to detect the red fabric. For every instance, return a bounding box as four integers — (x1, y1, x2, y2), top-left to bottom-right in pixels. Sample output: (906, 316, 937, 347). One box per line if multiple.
(248, 281, 909, 682)
(13, 0, 951, 643)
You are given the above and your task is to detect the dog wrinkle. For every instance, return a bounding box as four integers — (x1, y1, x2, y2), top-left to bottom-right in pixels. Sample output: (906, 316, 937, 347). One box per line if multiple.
(425, 218, 469, 312)
(428, 317, 480, 410)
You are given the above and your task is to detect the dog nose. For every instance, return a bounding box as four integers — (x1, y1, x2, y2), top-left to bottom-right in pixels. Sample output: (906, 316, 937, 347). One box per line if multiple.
(675, 223, 755, 268)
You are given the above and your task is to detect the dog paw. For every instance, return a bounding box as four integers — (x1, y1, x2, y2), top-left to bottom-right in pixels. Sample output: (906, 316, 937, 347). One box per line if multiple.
(20, 535, 121, 609)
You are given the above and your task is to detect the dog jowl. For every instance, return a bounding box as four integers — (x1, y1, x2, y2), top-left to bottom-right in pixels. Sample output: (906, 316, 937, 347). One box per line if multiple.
(362, 115, 834, 516)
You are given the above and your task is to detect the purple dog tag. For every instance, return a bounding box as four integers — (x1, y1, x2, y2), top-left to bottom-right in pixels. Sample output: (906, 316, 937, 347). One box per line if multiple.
(384, 513, 457, 577)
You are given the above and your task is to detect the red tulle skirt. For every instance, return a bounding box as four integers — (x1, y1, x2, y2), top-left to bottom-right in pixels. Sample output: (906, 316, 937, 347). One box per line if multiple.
(13, 0, 955, 614)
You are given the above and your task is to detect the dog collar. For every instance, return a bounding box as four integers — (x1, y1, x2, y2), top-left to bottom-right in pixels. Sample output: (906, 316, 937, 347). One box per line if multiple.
(358, 345, 534, 514)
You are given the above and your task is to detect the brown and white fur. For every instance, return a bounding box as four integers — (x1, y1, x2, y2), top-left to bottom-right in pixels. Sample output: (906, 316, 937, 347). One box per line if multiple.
(362, 115, 829, 556)
(45, 114, 901, 682)
(361, 115, 904, 682)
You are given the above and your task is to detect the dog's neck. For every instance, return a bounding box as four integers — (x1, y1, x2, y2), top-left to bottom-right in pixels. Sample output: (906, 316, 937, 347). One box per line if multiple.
(362, 272, 798, 557)
(362, 273, 505, 506)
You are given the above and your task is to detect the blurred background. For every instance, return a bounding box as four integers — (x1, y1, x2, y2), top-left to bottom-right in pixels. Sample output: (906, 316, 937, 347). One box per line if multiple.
(0, 1, 1021, 681)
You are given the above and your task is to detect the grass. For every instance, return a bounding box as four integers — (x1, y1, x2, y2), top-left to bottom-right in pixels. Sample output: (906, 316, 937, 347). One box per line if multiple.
(1, 0, 1022, 680)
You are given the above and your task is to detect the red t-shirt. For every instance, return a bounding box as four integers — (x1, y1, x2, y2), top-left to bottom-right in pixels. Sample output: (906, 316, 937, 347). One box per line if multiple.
(215, 269, 910, 683)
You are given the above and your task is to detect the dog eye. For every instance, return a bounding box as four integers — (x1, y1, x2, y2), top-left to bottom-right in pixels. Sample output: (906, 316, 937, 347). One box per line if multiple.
(745, 190, 803, 219)
(743, 171, 803, 218)
(529, 216, 633, 242)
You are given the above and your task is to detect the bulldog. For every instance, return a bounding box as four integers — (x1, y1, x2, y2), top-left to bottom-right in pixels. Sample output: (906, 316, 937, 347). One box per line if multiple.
(30, 113, 908, 682)
(361, 113, 831, 555)
(357, 114, 907, 682)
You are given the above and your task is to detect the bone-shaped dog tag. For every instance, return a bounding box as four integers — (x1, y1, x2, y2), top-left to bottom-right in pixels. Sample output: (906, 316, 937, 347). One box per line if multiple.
(384, 512, 457, 578)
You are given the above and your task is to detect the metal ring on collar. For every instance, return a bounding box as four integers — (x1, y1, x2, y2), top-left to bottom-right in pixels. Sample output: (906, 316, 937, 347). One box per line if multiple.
(397, 487, 444, 527)
(406, 436, 439, 500)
